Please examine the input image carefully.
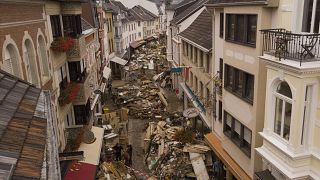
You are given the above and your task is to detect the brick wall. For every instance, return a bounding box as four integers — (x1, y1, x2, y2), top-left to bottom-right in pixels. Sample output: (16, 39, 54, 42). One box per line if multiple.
(0, 3, 43, 23)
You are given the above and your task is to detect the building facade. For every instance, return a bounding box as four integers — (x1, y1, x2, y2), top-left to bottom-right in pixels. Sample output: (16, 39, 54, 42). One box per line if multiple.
(45, 0, 100, 151)
(256, 0, 320, 179)
(205, 0, 279, 179)
(179, 9, 213, 135)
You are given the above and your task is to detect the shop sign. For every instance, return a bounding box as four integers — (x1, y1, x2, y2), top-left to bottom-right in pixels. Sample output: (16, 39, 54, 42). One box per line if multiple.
(171, 67, 182, 73)
(183, 108, 200, 118)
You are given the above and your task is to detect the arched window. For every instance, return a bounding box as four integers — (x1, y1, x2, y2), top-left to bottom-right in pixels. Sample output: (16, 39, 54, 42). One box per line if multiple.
(23, 39, 39, 86)
(274, 81, 292, 141)
(2, 44, 22, 78)
(38, 35, 49, 77)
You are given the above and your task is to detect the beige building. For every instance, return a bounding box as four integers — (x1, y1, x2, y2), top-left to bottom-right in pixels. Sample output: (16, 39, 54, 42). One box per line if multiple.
(205, 0, 279, 179)
(179, 9, 213, 134)
(45, 0, 100, 151)
(256, 0, 320, 179)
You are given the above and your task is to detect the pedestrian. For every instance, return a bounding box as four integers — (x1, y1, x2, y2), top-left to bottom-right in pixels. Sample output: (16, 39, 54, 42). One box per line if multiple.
(108, 82, 112, 96)
(126, 144, 133, 166)
(113, 143, 123, 161)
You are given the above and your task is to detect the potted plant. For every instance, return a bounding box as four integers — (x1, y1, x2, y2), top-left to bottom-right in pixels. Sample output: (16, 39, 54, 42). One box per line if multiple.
(51, 37, 75, 52)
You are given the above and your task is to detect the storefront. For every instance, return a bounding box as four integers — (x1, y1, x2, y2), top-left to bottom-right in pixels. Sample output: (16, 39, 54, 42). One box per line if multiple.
(204, 133, 251, 180)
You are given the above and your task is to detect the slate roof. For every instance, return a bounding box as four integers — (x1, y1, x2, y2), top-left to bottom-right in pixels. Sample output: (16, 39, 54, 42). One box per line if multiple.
(0, 70, 47, 179)
(206, 0, 268, 6)
(112, 1, 128, 11)
(131, 5, 157, 21)
(170, 0, 208, 25)
(166, 0, 195, 10)
(179, 9, 212, 51)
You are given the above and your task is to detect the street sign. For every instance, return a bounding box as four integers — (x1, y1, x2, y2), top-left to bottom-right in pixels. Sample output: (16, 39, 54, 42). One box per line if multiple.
(183, 107, 200, 118)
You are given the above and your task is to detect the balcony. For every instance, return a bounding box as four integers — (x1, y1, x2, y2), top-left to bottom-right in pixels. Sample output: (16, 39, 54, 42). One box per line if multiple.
(73, 73, 94, 105)
(261, 29, 320, 66)
(67, 35, 86, 60)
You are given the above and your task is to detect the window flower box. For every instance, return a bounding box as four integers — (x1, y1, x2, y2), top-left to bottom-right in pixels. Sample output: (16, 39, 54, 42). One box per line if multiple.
(51, 37, 75, 52)
(58, 83, 81, 106)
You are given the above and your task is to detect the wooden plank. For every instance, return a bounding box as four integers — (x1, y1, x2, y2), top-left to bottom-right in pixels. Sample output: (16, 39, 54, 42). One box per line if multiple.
(189, 153, 209, 180)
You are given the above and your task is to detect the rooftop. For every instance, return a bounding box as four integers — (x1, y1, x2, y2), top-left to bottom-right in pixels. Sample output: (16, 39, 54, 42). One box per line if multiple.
(131, 5, 157, 21)
(0, 70, 47, 179)
(179, 9, 212, 51)
(170, 0, 208, 25)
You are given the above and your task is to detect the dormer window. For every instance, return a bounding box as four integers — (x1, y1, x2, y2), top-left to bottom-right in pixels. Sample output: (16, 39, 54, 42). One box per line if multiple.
(274, 81, 292, 141)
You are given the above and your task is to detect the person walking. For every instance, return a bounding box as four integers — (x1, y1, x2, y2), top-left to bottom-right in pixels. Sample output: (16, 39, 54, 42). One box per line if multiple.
(126, 144, 133, 166)
(113, 143, 123, 161)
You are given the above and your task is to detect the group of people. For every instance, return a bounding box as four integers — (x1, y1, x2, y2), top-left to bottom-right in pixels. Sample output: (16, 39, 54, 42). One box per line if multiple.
(113, 143, 133, 166)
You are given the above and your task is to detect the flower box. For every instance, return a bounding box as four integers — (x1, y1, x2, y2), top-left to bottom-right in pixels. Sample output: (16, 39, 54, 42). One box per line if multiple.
(51, 37, 75, 52)
(58, 83, 81, 106)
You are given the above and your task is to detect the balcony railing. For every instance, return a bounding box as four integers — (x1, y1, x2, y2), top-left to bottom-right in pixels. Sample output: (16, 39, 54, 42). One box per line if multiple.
(73, 73, 93, 104)
(67, 35, 86, 60)
(261, 29, 320, 66)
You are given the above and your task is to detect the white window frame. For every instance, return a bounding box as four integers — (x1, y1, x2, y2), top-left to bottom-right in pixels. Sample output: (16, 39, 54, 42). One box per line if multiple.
(272, 84, 293, 142)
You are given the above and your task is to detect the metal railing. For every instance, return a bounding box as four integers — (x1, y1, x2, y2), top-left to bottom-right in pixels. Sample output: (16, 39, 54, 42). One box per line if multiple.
(261, 29, 320, 66)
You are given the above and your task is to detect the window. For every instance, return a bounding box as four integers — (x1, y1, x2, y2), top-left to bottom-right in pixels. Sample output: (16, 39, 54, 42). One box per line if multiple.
(50, 15, 62, 38)
(219, 58, 223, 82)
(224, 64, 254, 104)
(38, 35, 49, 77)
(138, 21, 141, 26)
(220, 13, 224, 38)
(24, 39, 39, 86)
(273, 81, 292, 141)
(68, 60, 86, 83)
(3, 44, 21, 78)
(226, 14, 257, 45)
(218, 101, 222, 122)
(224, 111, 252, 157)
(62, 15, 82, 38)
(58, 63, 68, 91)
(138, 32, 141, 37)
(302, 0, 320, 33)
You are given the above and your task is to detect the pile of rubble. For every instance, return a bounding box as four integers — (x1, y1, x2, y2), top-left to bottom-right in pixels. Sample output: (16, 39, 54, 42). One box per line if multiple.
(144, 121, 214, 179)
(111, 39, 175, 120)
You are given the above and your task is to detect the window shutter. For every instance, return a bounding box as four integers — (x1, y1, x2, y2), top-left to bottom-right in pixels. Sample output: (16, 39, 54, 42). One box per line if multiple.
(244, 127, 251, 144)
(3, 58, 13, 74)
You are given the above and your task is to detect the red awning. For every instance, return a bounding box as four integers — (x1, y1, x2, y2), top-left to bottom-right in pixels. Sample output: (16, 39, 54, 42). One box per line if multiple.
(64, 161, 97, 180)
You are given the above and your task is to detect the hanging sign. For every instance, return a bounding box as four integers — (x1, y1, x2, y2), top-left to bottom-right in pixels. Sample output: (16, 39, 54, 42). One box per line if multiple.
(171, 67, 182, 73)
(183, 107, 200, 118)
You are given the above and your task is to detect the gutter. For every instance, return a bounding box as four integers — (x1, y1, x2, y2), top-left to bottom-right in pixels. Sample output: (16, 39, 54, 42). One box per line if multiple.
(179, 35, 212, 53)
(205, 1, 268, 7)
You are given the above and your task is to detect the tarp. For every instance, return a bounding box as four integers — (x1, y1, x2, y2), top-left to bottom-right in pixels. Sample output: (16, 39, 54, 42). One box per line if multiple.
(110, 56, 128, 66)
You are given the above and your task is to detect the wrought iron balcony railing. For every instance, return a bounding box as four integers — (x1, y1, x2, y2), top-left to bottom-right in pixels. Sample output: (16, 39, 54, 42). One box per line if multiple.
(261, 29, 320, 66)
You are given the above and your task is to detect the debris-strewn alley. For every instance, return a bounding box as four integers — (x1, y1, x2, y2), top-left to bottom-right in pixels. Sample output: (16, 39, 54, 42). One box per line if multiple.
(96, 37, 220, 180)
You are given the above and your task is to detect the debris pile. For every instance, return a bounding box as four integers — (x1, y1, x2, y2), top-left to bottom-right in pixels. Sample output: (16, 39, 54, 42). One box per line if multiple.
(144, 121, 214, 179)
(111, 39, 177, 120)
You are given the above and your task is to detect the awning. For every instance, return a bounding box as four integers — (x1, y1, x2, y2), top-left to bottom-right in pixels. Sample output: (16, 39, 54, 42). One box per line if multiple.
(180, 82, 211, 128)
(64, 161, 96, 180)
(78, 126, 104, 165)
(204, 133, 251, 180)
(130, 40, 146, 49)
(90, 82, 106, 110)
(103, 66, 111, 80)
(110, 56, 128, 66)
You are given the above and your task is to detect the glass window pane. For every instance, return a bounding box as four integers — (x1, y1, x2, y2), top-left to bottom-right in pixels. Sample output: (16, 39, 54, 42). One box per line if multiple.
(274, 98, 283, 136)
(244, 127, 251, 144)
(235, 70, 243, 94)
(277, 81, 292, 98)
(283, 102, 292, 140)
(234, 120, 241, 135)
(247, 15, 257, 44)
(226, 113, 232, 126)
(244, 74, 254, 101)
(236, 15, 245, 42)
